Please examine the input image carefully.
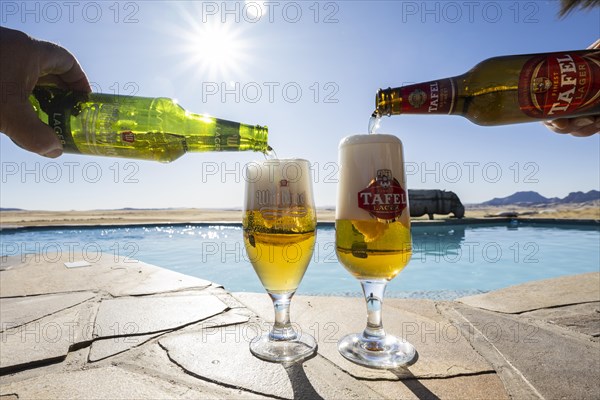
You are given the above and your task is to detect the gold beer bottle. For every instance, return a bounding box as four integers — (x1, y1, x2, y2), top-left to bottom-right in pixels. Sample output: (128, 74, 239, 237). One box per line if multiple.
(374, 49, 600, 126)
(30, 86, 269, 162)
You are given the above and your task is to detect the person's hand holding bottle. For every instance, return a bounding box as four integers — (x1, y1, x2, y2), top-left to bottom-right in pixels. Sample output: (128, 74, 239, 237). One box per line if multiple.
(543, 39, 600, 137)
(0, 27, 91, 158)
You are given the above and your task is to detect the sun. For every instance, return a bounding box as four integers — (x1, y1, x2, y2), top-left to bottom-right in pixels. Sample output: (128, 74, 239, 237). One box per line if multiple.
(182, 22, 248, 80)
(165, 5, 253, 83)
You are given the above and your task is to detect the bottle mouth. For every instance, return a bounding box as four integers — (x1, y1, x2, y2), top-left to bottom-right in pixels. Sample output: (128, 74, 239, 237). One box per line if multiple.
(375, 88, 393, 117)
(254, 125, 269, 152)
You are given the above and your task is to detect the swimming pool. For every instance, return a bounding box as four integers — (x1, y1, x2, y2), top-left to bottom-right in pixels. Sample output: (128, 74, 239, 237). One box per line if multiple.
(1, 222, 598, 299)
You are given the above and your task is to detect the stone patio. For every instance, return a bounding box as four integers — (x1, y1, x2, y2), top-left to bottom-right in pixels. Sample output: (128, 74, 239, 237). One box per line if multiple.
(1, 252, 599, 399)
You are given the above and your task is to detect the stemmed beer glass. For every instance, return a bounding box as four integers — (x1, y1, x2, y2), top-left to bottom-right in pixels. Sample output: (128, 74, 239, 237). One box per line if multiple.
(242, 159, 318, 363)
(335, 134, 416, 369)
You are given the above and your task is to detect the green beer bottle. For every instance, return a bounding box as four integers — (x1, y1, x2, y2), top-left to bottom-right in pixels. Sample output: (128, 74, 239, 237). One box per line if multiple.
(30, 86, 269, 162)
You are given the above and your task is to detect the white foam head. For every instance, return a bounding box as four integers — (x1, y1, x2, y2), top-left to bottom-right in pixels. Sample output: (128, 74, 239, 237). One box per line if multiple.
(336, 134, 408, 221)
(244, 159, 314, 211)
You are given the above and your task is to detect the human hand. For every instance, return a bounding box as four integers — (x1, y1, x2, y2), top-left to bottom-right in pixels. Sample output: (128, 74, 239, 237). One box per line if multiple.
(0, 27, 90, 158)
(543, 39, 600, 137)
(542, 116, 599, 137)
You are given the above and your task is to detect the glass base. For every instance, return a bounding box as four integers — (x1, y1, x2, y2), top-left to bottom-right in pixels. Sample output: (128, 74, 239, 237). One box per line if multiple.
(338, 333, 417, 369)
(250, 332, 317, 363)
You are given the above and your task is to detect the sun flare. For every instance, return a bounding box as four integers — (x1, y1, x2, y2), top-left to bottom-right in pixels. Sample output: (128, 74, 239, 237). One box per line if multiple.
(183, 22, 246, 79)
(165, 5, 253, 83)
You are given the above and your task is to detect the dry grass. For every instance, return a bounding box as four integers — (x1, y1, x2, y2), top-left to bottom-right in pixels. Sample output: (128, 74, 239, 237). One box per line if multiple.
(0, 204, 597, 228)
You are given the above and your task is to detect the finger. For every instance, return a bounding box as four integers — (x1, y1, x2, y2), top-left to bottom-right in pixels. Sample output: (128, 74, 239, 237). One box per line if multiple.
(35, 40, 91, 93)
(544, 116, 598, 135)
(542, 119, 571, 134)
(569, 122, 600, 137)
(588, 39, 600, 50)
(36, 75, 68, 88)
(547, 118, 570, 129)
(2, 101, 63, 158)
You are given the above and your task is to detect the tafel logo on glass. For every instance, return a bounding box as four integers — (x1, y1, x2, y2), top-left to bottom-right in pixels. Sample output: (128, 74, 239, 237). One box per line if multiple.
(358, 169, 407, 222)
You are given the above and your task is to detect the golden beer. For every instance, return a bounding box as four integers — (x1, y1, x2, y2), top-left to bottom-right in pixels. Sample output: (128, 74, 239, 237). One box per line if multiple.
(335, 219, 411, 280)
(244, 211, 316, 294)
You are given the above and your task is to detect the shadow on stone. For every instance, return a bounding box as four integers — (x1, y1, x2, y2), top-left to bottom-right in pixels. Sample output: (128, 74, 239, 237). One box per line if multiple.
(284, 360, 325, 400)
(392, 362, 441, 400)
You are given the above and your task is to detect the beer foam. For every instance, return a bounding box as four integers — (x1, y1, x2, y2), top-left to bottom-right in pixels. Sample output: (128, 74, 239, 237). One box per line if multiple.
(336, 134, 409, 221)
(244, 158, 314, 211)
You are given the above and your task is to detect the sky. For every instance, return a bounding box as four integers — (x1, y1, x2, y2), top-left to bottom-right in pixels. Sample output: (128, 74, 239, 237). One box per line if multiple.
(1, 0, 599, 210)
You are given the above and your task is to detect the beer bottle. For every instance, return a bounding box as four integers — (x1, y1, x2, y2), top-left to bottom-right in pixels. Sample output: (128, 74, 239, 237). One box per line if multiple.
(373, 49, 600, 126)
(30, 86, 269, 162)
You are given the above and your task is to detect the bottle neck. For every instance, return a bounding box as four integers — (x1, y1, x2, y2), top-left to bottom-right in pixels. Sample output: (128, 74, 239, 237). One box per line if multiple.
(375, 78, 457, 117)
(182, 112, 269, 153)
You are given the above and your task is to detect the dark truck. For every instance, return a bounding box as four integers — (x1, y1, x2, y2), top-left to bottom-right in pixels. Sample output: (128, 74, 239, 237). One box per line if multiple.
(408, 190, 465, 220)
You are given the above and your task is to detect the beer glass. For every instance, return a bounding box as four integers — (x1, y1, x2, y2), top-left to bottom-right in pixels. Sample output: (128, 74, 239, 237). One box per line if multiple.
(243, 159, 318, 363)
(335, 134, 416, 368)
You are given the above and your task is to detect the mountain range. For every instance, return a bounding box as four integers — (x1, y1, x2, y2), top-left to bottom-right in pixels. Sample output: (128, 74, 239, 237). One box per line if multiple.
(481, 190, 600, 206)
(2, 190, 599, 211)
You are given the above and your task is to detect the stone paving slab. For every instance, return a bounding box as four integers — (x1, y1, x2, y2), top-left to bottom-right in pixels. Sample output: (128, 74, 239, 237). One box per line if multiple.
(93, 294, 227, 338)
(114, 266, 219, 296)
(0, 365, 263, 400)
(522, 302, 600, 340)
(88, 308, 250, 362)
(0, 252, 212, 298)
(159, 325, 383, 399)
(0, 255, 24, 271)
(233, 293, 494, 380)
(89, 332, 163, 362)
(192, 308, 251, 330)
(458, 272, 600, 313)
(0, 301, 97, 372)
(117, 342, 274, 399)
(0, 291, 95, 331)
(448, 302, 600, 400)
(363, 371, 510, 400)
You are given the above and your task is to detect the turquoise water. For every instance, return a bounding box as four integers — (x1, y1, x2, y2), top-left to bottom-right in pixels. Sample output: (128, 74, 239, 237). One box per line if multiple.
(1, 222, 598, 299)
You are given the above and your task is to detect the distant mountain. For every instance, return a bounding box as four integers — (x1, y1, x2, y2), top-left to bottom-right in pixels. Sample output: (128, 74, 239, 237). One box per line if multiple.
(561, 190, 600, 203)
(482, 190, 599, 206)
(482, 191, 553, 206)
(0, 208, 23, 211)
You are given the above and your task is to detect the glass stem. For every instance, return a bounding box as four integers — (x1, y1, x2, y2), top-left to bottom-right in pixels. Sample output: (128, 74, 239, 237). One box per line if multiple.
(360, 280, 387, 341)
(269, 292, 297, 341)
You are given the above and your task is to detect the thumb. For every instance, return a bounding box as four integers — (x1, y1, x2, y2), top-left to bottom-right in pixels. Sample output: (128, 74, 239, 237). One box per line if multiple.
(3, 101, 63, 158)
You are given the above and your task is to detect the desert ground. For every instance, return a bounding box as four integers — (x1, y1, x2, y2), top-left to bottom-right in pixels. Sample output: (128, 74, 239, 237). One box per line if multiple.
(0, 203, 598, 228)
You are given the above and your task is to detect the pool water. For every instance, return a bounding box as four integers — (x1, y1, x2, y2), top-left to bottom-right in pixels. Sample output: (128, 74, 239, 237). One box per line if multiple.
(1, 222, 598, 299)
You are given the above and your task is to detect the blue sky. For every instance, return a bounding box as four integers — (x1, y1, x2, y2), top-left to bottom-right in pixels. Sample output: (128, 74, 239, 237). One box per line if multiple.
(1, 1, 599, 210)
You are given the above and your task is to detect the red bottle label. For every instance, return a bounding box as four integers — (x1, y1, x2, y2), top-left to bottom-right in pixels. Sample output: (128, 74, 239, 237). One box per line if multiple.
(121, 131, 135, 143)
(401, 78, 456, 114)
(357, 169, 407, 222)
(518, 51, 600, 118)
